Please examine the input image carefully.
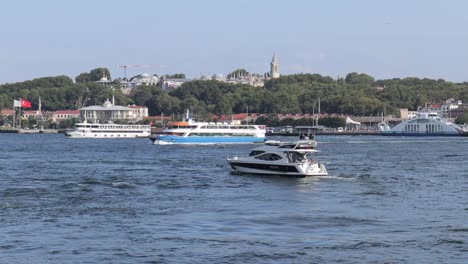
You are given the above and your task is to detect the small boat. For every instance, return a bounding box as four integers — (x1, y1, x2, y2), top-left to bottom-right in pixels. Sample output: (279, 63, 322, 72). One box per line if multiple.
(150, 110, 266, 144)
(380, 107, 463, 136)
(65, 121, 151, 138)
(226, 136, 328, 177)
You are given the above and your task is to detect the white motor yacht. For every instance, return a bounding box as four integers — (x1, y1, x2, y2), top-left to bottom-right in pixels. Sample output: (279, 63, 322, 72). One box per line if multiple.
(227, 138, 328, 177)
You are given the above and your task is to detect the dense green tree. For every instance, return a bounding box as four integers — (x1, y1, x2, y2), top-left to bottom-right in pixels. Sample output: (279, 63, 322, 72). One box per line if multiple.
(345, 72, 374, 85)
(132, 86, 153, 106)
(75, 72, 91, 83)
(90, 68, 111, 81)
(318, 116, 346, 128)
(165, 73, 186, 79)
(455, 110, 468, 124)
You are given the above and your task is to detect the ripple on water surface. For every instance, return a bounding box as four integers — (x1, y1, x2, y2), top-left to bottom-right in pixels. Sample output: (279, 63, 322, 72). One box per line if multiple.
(0, 134, 467, 263)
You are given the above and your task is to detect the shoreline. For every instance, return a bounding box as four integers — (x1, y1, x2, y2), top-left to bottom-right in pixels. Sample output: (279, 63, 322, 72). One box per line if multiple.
(0, 129, 61, 134)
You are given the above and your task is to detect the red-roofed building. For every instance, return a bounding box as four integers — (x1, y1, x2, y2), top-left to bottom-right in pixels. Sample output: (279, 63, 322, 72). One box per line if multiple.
(52, 110, 80, 123)
(22, 110, 42, 119)
(429, 104, 442, 110)
(1, 109, 15, 116)
(214, 113, 256, 125)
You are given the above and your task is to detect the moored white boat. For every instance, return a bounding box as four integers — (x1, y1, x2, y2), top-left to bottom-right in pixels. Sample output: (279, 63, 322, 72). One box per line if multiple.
(226, 138, 328, 176)
(380, 107, 463, 136)
(65, 121, 151, 138)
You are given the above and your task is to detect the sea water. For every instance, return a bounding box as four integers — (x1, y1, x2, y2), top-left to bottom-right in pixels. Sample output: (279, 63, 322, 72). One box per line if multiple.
(0, 134, 467, 263)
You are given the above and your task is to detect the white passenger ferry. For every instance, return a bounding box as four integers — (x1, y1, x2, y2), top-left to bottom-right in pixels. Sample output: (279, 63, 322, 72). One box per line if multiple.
(151, 110, 266, 144)
(66, 121, 151, 138)
(380, 107, 463, 136)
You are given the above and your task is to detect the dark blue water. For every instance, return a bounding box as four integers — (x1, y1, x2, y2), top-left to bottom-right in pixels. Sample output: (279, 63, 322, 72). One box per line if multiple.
(1, 134, 467, 263)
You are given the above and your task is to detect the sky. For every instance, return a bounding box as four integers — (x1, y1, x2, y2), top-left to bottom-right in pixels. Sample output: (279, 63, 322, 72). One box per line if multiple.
(1, 0, 467, 84)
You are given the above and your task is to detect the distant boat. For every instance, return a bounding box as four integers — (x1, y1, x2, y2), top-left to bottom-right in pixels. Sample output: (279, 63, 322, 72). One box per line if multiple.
(65, 121, 151, 138)
(379, 107, 463, 136)
(150, 110, 266, 145)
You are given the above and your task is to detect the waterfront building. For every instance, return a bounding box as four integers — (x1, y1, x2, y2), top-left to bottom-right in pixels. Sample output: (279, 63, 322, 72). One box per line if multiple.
(440, 99, 462, 118)
(52, 110, 81, 123)
(79, 99, 148, 123)
(400, 108, 418, 120)
(1, 109, 15, 117)
(22, 110, 42, 119)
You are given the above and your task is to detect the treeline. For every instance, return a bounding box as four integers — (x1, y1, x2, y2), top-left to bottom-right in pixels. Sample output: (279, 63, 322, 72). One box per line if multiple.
(135, 73, 468, 118)
(1, 70, 468, 120)
(0, 75, 131, 111)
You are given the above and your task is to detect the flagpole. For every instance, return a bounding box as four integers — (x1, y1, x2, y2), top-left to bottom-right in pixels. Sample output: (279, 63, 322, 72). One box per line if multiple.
(13, 104, 16, 129)
(19, 98, 22, 131)
(19, 105, 21, 130)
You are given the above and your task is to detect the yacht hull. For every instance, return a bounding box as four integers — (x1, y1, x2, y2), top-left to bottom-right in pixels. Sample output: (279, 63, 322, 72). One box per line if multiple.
(227, 160, 328, 177)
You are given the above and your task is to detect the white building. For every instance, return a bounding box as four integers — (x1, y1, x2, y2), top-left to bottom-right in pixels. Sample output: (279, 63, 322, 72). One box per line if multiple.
(95, 75, 113, 87)
(160, 77, 192, 91)
(52, 110, 81, 123)
(80, 99, 148, 123)
(440, 99, 462, 118)
(96, 73, 160, 95)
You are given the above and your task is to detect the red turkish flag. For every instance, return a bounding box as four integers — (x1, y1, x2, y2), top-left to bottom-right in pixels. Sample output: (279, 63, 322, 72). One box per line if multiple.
(20, 99, 32, 108)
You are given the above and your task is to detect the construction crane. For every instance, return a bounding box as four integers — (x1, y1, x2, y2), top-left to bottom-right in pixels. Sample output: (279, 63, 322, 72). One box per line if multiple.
(118, 64, 166, 80)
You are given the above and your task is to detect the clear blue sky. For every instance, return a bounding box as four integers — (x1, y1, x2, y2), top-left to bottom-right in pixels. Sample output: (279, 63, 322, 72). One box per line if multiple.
(1, 0, 467, 84)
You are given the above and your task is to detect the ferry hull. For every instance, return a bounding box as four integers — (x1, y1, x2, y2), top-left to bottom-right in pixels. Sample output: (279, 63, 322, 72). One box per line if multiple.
(66, 132, 150, 138)
(381, 132, 461, 136)
(154, 135, 265, 144)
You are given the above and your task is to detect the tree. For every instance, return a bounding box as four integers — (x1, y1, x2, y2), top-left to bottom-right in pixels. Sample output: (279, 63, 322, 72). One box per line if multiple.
(455, 110, 468, 124)
(133, 86, 152, 106)
(90, 68, 111, 81)
(75, 72, 91, 83)
(165, 73, 185, 79)
(345, 72, 374, 86)
(319, 117, 346, 128)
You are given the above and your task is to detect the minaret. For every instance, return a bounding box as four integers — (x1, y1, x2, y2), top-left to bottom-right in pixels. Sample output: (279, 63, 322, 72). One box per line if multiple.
(270, 53, 280, 79)
(38, 96, 42, 114)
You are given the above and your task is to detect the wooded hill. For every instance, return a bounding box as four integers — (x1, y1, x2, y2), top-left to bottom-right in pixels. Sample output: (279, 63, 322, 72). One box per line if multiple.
(1, 70, 468, 121)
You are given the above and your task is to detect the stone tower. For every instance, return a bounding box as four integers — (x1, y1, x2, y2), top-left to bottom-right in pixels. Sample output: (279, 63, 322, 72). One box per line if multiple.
(270, 53, 280, 79)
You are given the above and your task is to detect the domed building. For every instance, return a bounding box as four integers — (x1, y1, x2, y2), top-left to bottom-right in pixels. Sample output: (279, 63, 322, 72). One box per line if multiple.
(79, 98, 148, 123)
(129, 73, 159, 86)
